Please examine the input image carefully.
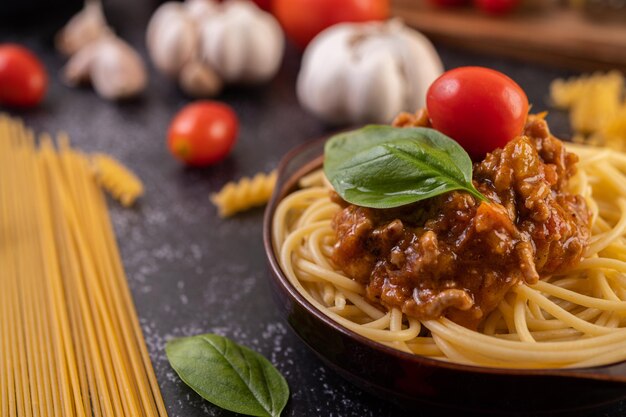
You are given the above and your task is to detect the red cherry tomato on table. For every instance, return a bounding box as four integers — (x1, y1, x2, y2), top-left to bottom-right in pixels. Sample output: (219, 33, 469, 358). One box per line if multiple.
(474, 0, 520, 15)
(0, 44, 47, 108)
(426, 66, 529, 160)
(167, 101, 239, 167)
(272, 0, 389, 49)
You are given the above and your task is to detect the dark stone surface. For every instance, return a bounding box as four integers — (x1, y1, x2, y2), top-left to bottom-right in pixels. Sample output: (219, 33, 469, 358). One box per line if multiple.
(1, 1, 624, 416)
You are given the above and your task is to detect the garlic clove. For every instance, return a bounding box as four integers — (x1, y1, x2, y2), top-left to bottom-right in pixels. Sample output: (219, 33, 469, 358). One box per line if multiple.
(56, 1, 110, 57)
(239, 11, 285, 82)
(184, 0, 218, 21)
(67, 36, 147, 100)
(90, 37, 147, 100)
(347, 48, 404, 123)
(62, 42, 98, 86)
(297, 61, 350, 124)
(178, 60, 222, 97)
(199, 7, 248, 83)
(146, 2, 199, 77)
(297, 26, 353, 124)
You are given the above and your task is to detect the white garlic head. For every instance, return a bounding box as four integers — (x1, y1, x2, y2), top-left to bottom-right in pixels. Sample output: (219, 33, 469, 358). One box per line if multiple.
(146, 0, 284, 93)
(198, 0, 284, 83)
(297, 20, 444, 125)
(146, 2, 203, 77)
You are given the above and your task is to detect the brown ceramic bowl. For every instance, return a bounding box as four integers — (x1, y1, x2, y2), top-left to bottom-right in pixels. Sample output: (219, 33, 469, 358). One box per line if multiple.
(263, 136, 626, 415)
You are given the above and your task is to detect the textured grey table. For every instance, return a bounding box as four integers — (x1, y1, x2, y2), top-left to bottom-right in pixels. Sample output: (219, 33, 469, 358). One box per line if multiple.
(1, 1, 624, 416)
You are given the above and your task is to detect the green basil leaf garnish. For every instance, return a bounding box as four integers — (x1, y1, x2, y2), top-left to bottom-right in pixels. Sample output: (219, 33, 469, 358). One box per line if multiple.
(324, 125, 487, 208)
(166, 333, 289, 417)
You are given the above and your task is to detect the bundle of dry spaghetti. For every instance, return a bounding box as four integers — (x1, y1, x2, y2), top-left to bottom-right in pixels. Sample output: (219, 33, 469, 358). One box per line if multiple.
(0, 115, 167, 416)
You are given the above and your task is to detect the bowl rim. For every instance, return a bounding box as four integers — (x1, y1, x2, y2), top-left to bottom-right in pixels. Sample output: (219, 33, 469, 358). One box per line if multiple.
(262, 134, 626, 384)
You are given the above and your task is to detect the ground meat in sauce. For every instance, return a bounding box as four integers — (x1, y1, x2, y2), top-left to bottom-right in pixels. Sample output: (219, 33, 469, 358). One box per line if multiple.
(330, 112, 591, 329)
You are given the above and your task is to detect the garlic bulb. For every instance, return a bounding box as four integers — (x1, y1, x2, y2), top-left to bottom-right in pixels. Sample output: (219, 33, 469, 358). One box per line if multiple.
(146, 2, 202, 77)
(55, 1, 110, 56)
(63, 35, 147, 100)
(297, 20, 444, 125)
(146, 0, 283, 96)
(198, 0, 284, 83)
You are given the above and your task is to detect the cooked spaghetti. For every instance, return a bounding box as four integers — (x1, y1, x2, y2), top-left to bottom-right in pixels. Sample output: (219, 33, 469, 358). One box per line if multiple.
(0, 115, 167, 416)
(273, 117, 626, 369)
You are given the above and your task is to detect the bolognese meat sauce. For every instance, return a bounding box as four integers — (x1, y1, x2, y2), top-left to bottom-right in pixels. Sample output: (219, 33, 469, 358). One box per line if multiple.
(330, 113, 591, 329)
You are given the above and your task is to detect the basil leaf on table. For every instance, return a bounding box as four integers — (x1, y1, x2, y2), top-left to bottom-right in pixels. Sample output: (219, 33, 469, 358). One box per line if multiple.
(324, 125, 487, 208)
(166, 333, 289, 417)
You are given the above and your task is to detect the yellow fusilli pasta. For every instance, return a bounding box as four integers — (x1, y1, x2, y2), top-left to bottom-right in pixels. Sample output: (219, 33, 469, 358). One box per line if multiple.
(551, 71, 626, 150)
(91, 153, 144, 207)
(600, 104, 626, 151)
(211, 170, 277, 217)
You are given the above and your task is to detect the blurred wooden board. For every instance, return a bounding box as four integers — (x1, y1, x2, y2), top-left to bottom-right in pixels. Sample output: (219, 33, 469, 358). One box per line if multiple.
(392, 0, 626, 72)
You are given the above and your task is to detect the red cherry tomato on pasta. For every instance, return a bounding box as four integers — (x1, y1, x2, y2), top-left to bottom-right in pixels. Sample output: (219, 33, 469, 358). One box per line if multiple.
(0, 44, 47, 108)
(474, 0, 520, 15)
(167, 101, 239, 167)
(272, 0, 389, 49)
(426, 66, 529, 160)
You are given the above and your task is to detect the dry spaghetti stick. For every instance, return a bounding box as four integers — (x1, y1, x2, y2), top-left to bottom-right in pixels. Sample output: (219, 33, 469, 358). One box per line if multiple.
(0, 126, 8, 417)
(70, 146, 166, 415)
(48, 151, 101, 417)
(52, 141, 103, 415)
(67, 149, 148, 414)
(66, 261, 105, 417)
(33, 148, 65, 417)
(5, 134, 30, 417)
(57, 144, 129, 414)
(63, 150, 145, 416)
(24, 129, 50, 417)
(49, 147, 94, 417)
(39, 138, 89, 417)
(13, 135, 41, 417)
(95, 184, 168, 416)
(0, 138, 16, 417)
(74, 145, 166, 415)
(43, 144, 125, 417)
(62, 267, 92, 417)
(39, 138, 91, 416)
(26, 153, 52, 417)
